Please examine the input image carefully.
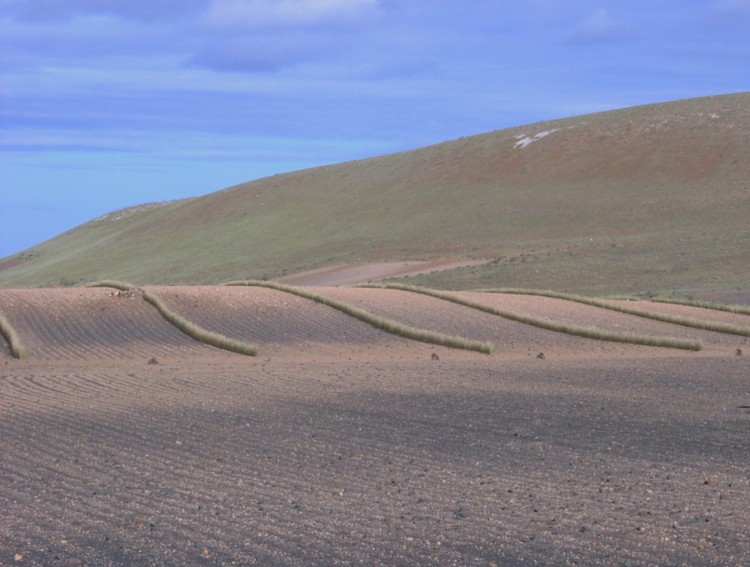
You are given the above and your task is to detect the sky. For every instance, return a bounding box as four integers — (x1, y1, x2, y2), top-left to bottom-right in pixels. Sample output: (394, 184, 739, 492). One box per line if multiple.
(1, 0, 749, 258)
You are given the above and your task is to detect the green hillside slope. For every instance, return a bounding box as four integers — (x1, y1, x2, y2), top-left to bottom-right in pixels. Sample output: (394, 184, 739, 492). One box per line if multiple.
(1, 92, 748, 294)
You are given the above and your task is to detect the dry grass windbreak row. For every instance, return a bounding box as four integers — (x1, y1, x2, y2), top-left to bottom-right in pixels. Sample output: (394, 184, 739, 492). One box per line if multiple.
(369, 284, 704, 351)
(653, 297, 750, 316)
(479, 288, 750, 338)
(87, 281, 258, 357)
(0, 310, 25, 359)
(224, 280, 495, 355)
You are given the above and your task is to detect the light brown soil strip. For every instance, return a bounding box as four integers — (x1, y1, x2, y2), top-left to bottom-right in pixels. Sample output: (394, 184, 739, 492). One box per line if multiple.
(370, 284, 703, 351)
(0, 310, 25, 359)
(480, 288, 750, 337)
(275, 259, 491, 287)
(225, 280, 494, 354)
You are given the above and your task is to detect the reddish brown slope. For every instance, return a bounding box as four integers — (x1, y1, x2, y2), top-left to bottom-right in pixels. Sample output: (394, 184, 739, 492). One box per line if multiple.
(1, 93, 748, 292)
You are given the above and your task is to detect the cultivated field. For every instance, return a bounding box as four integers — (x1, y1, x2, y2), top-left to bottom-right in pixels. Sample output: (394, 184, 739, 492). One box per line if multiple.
(2, 285, 749, 565)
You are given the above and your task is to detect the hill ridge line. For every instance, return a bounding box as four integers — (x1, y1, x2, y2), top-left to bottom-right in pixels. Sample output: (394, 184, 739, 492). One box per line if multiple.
(2, 92, 748, 294)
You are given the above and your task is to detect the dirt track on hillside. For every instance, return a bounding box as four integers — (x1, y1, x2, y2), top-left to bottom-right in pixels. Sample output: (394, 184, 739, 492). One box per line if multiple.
(2, 287, 750, 566)
(274, 259, 491, 287)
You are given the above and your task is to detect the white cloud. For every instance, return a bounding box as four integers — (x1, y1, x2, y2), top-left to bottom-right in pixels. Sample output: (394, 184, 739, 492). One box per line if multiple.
(204, 0, 381, 30)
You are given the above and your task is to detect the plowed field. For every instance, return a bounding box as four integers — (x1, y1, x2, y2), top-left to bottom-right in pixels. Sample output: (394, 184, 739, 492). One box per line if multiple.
(0, 289, 226, 362)
(2, 286, 749, 566)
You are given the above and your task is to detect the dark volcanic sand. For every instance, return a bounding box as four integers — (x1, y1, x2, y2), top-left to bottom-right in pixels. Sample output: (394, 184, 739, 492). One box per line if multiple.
(1, 287, 750, 565)
(2, 356, 749, 566)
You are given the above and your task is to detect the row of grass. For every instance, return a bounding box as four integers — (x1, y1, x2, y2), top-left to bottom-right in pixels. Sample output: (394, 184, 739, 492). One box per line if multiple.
(225, 280, 494, 354)
(88, 281, 258, 357)
(652, 296, 750, 316)
(476, 287, 750, 338)
(86, 280, 140, 292)
(0, 311, 25, 359)
(367, 283, 703, 351)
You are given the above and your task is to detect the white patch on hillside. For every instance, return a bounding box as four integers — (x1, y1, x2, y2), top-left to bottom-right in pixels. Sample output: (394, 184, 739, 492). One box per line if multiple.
(514, 129, 560, 149)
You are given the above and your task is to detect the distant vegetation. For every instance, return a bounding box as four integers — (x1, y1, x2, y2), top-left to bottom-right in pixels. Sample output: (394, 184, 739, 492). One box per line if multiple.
(0, 311, 25, 359)
(225, 280, 494, 354)
(368, 283, 704, 351)
(88, 281, 259, 357)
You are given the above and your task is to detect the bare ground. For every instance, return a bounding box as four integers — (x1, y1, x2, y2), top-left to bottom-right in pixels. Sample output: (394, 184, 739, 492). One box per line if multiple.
(1, 287, 750, 566)
(274, 259, 493, 287)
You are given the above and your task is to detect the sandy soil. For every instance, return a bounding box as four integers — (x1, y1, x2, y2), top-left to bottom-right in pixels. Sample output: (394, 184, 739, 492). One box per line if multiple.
(2, 286, 750, 566)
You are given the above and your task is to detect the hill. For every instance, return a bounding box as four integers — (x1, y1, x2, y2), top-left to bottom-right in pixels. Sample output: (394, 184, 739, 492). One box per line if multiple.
(1, 92, 748, 294)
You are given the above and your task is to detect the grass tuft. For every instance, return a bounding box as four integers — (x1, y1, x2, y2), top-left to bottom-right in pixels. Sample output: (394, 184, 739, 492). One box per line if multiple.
(225, 280, 494, 354)
(88, 281, 258, 356)
(478, 288, 750, 338)
(368, 283, 703, 351)
(0, 311, 25, 359)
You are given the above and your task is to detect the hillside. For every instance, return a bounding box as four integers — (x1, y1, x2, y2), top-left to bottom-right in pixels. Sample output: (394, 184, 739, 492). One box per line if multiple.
(1, 92, 748, 294)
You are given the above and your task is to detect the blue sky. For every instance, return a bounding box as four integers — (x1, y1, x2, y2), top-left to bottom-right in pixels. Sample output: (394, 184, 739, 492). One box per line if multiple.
(1, 0, 749, 258)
